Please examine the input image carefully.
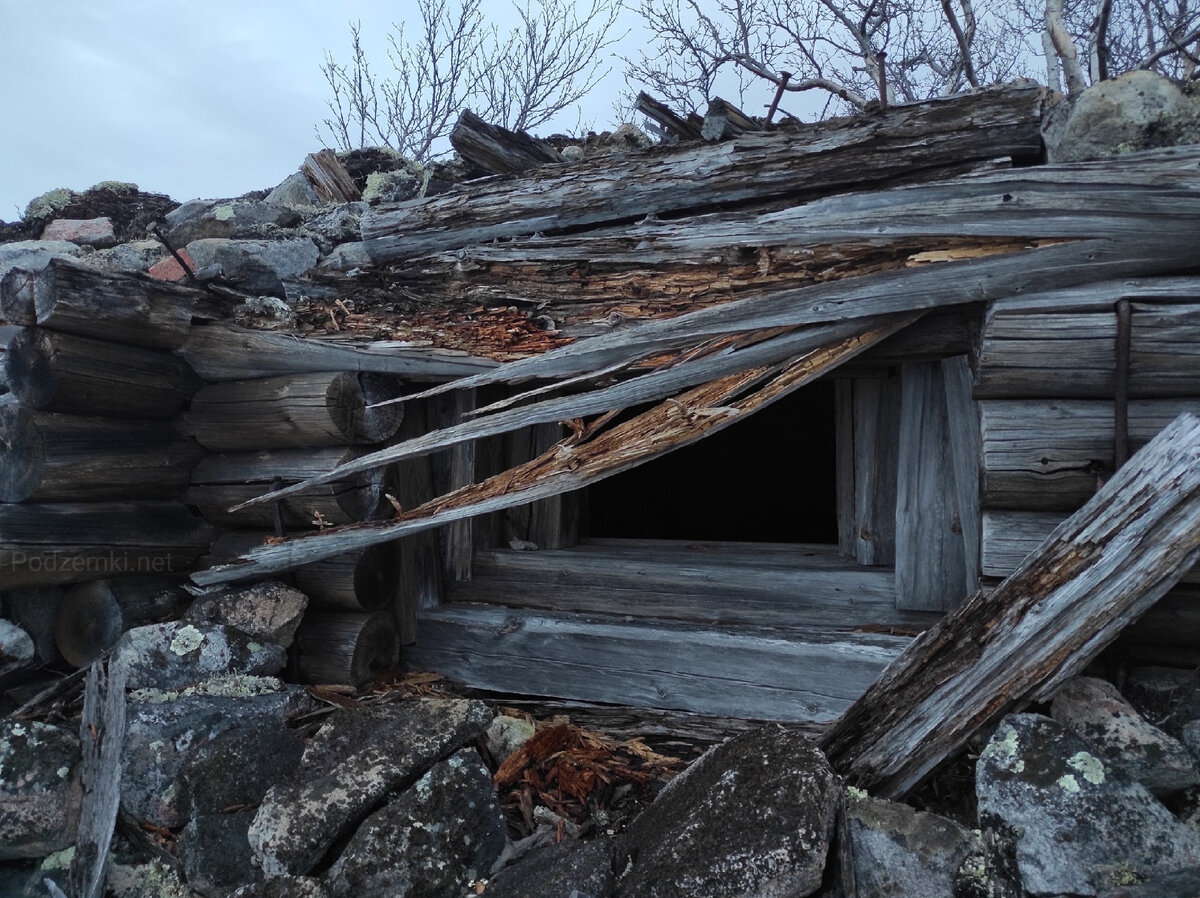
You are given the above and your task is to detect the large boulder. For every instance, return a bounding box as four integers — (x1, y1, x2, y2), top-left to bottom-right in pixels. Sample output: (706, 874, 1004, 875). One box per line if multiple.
(0, 618, 36, 683)
(112, 621, 286, 692)
(184, 581, 308, 649)
(164, 199, 301, 246)
(1043, 70, 1200, 162)
(977, 713, 1200, 896)
(485, 838, 617, 898)
(249, 697, 492, 877)
(324, 748, 508, 897)
(0, 719, 81, 860)
(183, 237, 320, 296)
(617, 725, 839, 898)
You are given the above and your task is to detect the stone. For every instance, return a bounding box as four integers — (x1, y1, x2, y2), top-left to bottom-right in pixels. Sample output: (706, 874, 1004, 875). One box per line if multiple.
(318, 241, 373, 271)
(84, 240, 169, 274)
(560, 145, 586, 162)
(1183, 719, 1200, 757)
(1043, 70, 1200, 163)
(40, 216, 117, 248)
(976, 713, 1200, 896)
(120, 686, 310, 828)
(1123, 666, 1200, 737)
(324, 748, 508, 897)
(484, 838, 616, 898)
(0, 239, 82, 280)
(105, 859, 193, 898)
(112, 621, 286, 692)
(232, 295, 298, 329)
(229, 876, 330, 897)
(617, 724, 839, 898)
(180, 808, 258, 898)
(1051, 676, 1200, 795)
(147, 248, 196, 282)
(0, 719, 81, 860)
(266, 171, 321, 209)
(164, 199, 302, 246)
(3, 587, 63, 665)
(183, 237, 320, 296)
(184, 581, 308, 649)
(845, 789, 980, 898)
(1096, 865, 1200, 898)
(0, 618, 36, 682)
(486, 714, 536, 764)
(301, 203, 367, 253)
(362, 165, 427, 204)
(249, 697, 492, 877)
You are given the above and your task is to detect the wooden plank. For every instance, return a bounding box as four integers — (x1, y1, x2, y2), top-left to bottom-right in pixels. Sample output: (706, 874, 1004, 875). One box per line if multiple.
(390, 401, 442, 644)
(178, 323, 496, 383)
(301, 149, 361, 203)
(980, 398, 1200, 510)
(895, 362, 967, 611)
(450, 110, 563, 174)
(362, 84, 1047, 262)
(294, 611, 400, 686)
(702, 97, 762, 141)
(406, 604, 912, 722)
(942, 356, 982, 595)
(821, 413, 1200, 798)
(635, 91, 704, 142)
(849, 375, 901, 566)
(574, 537, 855, 567)
(835, 379, 856, 558)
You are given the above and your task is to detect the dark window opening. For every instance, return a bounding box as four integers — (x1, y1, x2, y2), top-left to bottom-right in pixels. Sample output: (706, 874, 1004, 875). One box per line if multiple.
(586, 380, 837, 543)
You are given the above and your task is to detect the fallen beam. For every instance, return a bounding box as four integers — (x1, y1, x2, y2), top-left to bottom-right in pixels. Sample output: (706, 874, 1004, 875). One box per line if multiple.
(820, 412, 1200, 798)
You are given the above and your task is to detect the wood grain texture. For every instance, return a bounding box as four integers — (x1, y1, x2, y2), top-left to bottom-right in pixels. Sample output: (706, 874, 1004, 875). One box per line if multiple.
(295, 611, 400, 686)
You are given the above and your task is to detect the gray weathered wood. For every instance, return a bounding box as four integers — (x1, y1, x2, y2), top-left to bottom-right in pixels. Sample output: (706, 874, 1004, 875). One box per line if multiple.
(406, 604, 911, 722)
(821, 413, 1200, 798)
(1, 258, 199, 349)
(635, 91, 705, 142)
(450, 109, 564, 174)
(68, 657, 125, 898)
(55, 577, 186, 667)
(363, 83, 1046, 262)
(294, 610, 400, 686)
(980, 398, 1200, 510)
(0, 502, 214, 589)
(844, 374, 901, 565)
(187, 447, 389, 529)
(302, 149, 361, 203)
(0, 399, 203, 503)
(390, 401, 442, 644)
(942, 355, 982, 595)
(0, 324, 21, 395)
(186, 372, 404, 451)
(178, 323, 496, 383)
(835, 379, 855, 557)
(702, 97, 762, 140)
(6, 328, 201, 419)
(895, 362, 967, 611)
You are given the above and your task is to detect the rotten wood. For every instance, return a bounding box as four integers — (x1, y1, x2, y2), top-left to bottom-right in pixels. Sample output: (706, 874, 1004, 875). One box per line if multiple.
(294, 610, 400, 686)
(942, 355, 983, 596)
(836, 373, 901, 565)
(635, 91, 704, 143)
(302, 149, 361, 203)
(5, 328, 201, 419)
(0, 398, 204, 503)
(820, 413, 1200, 798)
(0, 258, 199, 349)
(701, 97, 762, 141)
(389, 401, 442, 644)
(192, 318, 907, 585)
(450, 109, 564, 174)
(185, 371, 404, 451)
(363, 84, 1048, 262)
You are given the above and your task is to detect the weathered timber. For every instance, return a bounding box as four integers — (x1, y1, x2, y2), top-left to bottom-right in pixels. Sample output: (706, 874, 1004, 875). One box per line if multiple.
(837, 306, 980, 375)
(980, 509, 1200, 585)
(6, 328, 201, 419)
(363, 84, 1048, 262)
(186, 447, 389, 529)
(406, 605, 911, 722)
(54, 577, 187, 667)
(0, 502, 214, 589)
(820, 413, 1200, 798)
(235, 317, 912, 512)
(504, 422, 576, 550)
(450, 109, 563, 174)
(635, 91, 704, 142)
(389, 402, 441, 644)
(0, 324, 20, 395)
(431, 389, 478, 583)
(449, 543, 937, 634)
(942, 355, 982, 596)
(0, 258, 199, 349)
(836, 373, 901, 565)
(702, 97, 762, 141)
(192, 319, 906, 585)
(294, 611, 400, 686)
(186, 372, 404, 451)
(895, 361, 968, 611)
(302, 149, 361, 203)
(979, 398, 1200, 510)
(977, 289, 1200, 398)
(68, 658, 125, 898)
(0, 399, 204, 502)
(178, 323, 496, 383)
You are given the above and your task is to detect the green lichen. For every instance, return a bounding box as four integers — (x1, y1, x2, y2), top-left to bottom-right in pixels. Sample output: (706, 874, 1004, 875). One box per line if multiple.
(1067, 751, 1105, 785)
(91, 181, 138, 194)
(169, 625, 205, 655)
(212, 203, 237, 221)
(1057, 774, 1080, 793)
(22, 188, 73, 223)
(105, 859, 192, 898)
(129, 675, 284, 704)
(845, 786, 869, 803)
(39, 846, 74, 870)
(981, 724, 1020, 763)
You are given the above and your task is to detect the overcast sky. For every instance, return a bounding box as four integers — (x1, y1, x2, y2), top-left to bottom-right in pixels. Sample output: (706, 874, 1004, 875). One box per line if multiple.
(0, 1, 665, 222)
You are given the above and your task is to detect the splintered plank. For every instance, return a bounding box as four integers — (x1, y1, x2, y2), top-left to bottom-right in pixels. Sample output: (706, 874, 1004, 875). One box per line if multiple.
(821, 413, 1200, 798)
(405, 605, 912, 723)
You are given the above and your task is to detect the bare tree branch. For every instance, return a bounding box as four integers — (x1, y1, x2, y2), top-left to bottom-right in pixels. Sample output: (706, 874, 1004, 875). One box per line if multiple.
(1089, 0, 1115, 79)
(1046, 0, 1089, 91)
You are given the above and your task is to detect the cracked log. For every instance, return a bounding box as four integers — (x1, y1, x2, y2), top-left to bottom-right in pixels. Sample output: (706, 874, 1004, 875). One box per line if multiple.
(450, 109, 564, 174)
(294, 610, 400, 686)
(185, 372, 404, 451)
(0, 259, 200, 349)
(362, 83, 1047, 262)
(820, 412, 1200, 798)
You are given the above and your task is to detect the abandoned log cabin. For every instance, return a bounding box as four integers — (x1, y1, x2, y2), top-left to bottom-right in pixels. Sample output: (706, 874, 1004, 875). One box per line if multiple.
(3, 79, 1200, 725)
